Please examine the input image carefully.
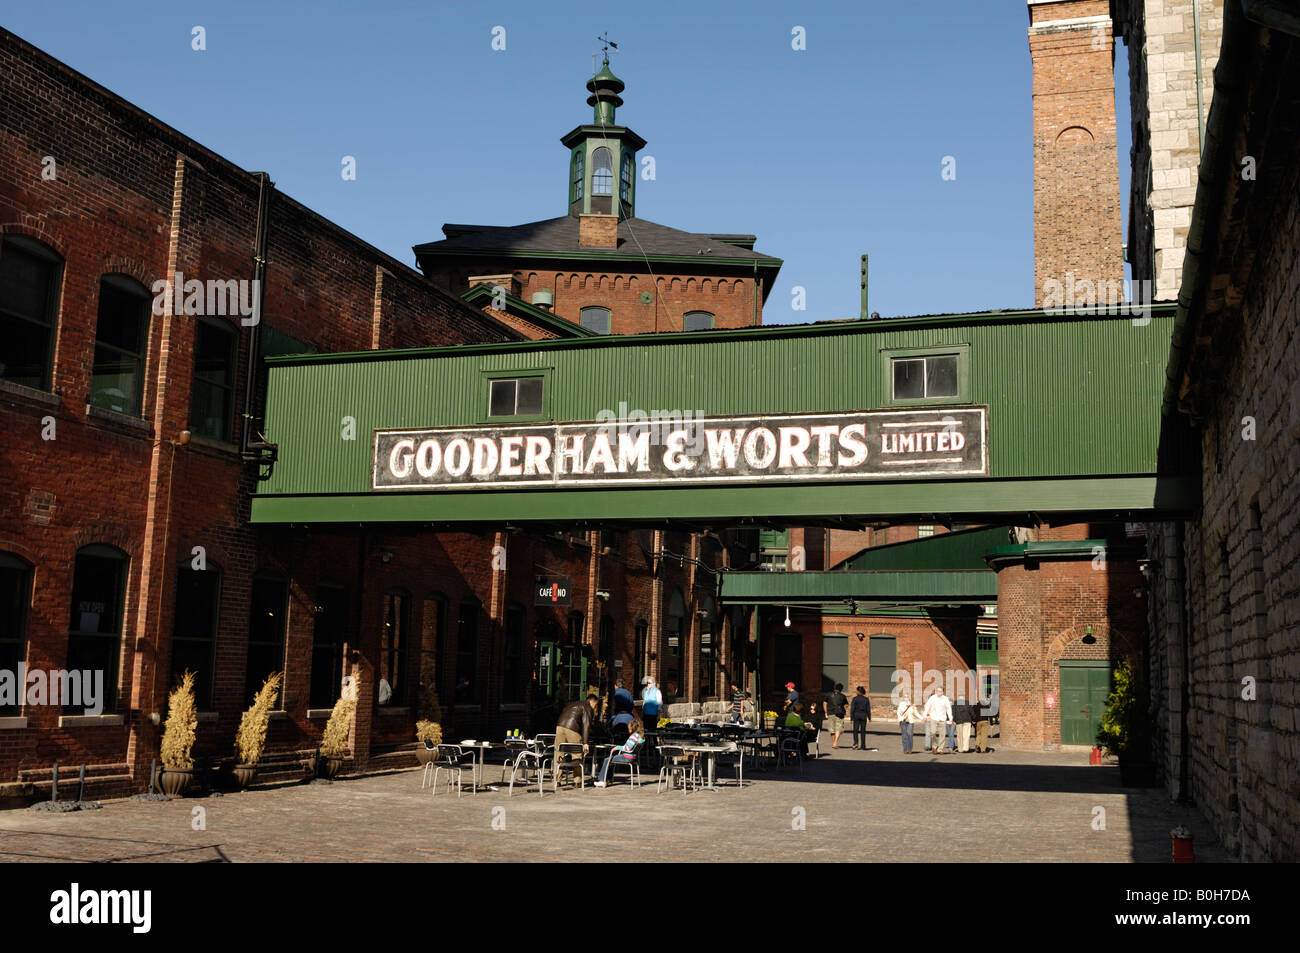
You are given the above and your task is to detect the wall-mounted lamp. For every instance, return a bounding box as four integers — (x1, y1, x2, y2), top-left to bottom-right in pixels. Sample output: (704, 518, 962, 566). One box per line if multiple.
(856, 632, 866, 642)
(1082, 624, 1096, 645)
(596, 589, 611, 601)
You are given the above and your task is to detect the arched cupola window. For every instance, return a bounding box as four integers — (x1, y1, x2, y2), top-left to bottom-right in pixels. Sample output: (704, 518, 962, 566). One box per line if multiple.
(591, 147, 614, 196)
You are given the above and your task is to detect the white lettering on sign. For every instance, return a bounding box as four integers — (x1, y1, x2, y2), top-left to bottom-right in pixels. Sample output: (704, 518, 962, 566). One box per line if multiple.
(371, 408, 987, 490)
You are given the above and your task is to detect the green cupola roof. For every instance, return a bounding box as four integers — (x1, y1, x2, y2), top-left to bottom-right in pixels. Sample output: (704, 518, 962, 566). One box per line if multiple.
(586, 57, 624, 124)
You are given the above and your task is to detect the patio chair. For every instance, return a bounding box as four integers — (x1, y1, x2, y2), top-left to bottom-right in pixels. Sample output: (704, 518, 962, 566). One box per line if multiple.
(776, 731, 804, 775)
(431, 744, 474, 797)
(552, 742, 587, 792)
(656, 744, 696, 793)
(500, 738, 533, 782)
(506, 744, 550, 798)
(605, 737, 645, 788)
(420, 739, 439, 789)
(715, 740, 745, 788)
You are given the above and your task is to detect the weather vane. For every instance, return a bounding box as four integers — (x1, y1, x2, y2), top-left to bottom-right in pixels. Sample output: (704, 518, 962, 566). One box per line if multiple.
(593, 31, 619, 72)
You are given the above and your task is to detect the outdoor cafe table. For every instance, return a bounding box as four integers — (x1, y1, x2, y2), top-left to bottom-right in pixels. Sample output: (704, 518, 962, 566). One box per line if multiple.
(684, 743, 731, 791)
(456, 741, 497, 791)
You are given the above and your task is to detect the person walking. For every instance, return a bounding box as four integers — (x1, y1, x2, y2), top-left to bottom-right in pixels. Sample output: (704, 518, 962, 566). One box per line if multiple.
(826, 682, 849, 750)
(974, 693, 993, 753)
(728, 682, 748, 724)
(923, 687, 953, 754)
(953, 692, 974, 752)
(850, 686, 871, 749)
(782, 681, 799, 714)
(896, 693, 922, 754)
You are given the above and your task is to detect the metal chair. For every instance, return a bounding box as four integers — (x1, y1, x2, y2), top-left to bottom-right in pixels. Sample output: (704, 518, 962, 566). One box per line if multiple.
(604, 737, 645, 788)
(500, 738, 532, 782)
(552, 742, 587, 792)
(715, 740, 745, 787)
(656, 744, 696, 793)
(507, 742, 550, 798)
(431, 744, 474, 797)
(419, 739, 439, 789)
(776, 731, 805, 775)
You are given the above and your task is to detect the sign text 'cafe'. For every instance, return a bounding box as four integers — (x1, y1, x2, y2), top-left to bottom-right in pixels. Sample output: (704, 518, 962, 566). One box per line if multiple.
(372, 409, 987, 490)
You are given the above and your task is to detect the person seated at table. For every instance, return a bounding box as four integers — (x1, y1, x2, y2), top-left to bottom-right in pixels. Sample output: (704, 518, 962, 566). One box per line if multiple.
(782, 703, 811, 757)
(593, 720, 644, 787)
(610, 707, 636, 744)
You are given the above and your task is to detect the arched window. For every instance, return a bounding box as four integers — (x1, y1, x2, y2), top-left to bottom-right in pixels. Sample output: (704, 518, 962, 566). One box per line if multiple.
(664, 588, 685, 698)
(570, 148, 585, 205)
(591, 147, 614, 196)
(0, 235, 63, 391)
(620, 152, 633, 203)
(455, 599, 480, 704)
(0, 553, 33, 717)
(580, 306, 611, 335)
(245, 573, 287, 707)
(172, 563, 222, 710)
(684, 311, 714, 332)
(633, 619, 649, 689)
(67, 545, 128, 714)
(90, 276, 150, 416)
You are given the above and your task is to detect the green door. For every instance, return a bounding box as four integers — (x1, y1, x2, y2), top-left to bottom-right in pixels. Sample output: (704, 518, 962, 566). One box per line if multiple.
(1059, 662, 1111, 745)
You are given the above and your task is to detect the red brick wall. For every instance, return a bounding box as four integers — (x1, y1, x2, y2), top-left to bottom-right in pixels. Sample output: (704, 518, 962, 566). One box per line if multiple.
(1029, 0, 1124, 304)
(424, 261, 766, 332)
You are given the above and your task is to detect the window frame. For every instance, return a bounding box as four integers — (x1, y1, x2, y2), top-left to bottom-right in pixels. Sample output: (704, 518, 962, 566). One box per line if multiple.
(455, 599, 481, 705)
(880, 344, 970, 406)
(0, 553, 33, 717)
(619, 151, 633, 204)
(571, 148, 585, 205)
(683, 311, 714, 332)
(66, 545, 128, 715)
(379, 589, 410, 707)
(0, 235, 63, 392)
(579, 306, 612, 335)
(868, 633, 897, 696)
(89, 275, 151, 417)
(591, 147, 614, 197)
(480, 368, 551, 423)
(189, 316, 239, 441)
(170, 563, 222, 711)
(245, 572, 288, 708)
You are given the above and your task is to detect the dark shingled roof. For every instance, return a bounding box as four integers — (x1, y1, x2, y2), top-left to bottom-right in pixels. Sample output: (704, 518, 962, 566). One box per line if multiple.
(414, 215, 780, 262)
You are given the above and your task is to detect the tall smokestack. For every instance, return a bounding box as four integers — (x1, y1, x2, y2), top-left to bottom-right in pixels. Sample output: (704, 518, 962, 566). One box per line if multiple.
(1028, 0, 1124, 305)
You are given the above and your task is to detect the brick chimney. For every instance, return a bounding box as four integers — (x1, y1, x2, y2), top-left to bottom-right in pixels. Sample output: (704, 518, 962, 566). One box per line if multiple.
(1028, 0, 1124, 305)
(578, 214, 619, 249)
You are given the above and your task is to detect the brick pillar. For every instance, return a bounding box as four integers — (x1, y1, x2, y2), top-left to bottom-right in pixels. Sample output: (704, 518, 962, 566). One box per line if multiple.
(1028, 0, 1124, 305)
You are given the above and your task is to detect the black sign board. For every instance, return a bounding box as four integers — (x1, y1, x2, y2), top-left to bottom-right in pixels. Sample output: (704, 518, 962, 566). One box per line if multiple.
(372, 407, 988, 491)
(535, 577, 571, 606)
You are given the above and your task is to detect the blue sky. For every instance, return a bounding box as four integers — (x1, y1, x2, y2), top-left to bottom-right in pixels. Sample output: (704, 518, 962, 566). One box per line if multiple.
(5, 0, 1130, 322)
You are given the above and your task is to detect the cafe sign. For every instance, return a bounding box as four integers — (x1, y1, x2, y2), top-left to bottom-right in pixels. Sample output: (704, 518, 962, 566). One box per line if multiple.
(372, 407, 987, 491)
(535, 577, 571, 606)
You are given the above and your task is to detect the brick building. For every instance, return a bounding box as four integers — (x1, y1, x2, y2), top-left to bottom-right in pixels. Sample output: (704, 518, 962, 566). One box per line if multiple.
(1124, 0, 1300, 861)
(414, 59, 783, 334)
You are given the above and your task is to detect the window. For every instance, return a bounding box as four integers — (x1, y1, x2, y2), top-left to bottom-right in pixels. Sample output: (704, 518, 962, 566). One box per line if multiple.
(379, 590, 409, 706)
(0, 554, 32, 717)
(634, 619, 648, 689)
(90, 277, 150, 415)
(567, 611, 584, 644)
(245, 574, 287, 707)
(190, 318, 237, 440)
(917, 525, 935, 538)
(455, 600, 479, 704)
(309, 585, 348, 708)
(425, 593, 447, 702)
(822, 633, 848, 694)
(571, 148, 585, 204)
(868, 634, 897, 696)
(504, 604, 526, 704)
(171, 566, 221, 710)
(591, 147, 614, 196)
(684, 311, 714, 332)
(892, 355, 958, 400)
(580, 307, 611, 335)
(487, 376, 544, 418)
(773, 631, 801, 695)
(67, 546, 128, 714)
(977, 635, 997, 653)
(620, 152, 633, 203)
(664, 589, 684, 697)
(0, 235, 62, 391)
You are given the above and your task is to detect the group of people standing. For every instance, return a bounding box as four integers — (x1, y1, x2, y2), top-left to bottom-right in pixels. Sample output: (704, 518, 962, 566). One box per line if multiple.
(894, 688, 993, 754)
(774, 682, 875, 754)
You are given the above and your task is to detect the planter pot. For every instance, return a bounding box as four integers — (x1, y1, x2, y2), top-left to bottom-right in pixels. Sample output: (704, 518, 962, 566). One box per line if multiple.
(415, 745, 437, 766)
(320, 756, 344, 780)
(232, 765, 258, 789)
(158, 768, 193, 798)
(1172, 834, 1195, 863)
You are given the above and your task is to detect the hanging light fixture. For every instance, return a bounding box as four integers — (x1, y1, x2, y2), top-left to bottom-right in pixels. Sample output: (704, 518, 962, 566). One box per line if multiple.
(783, 606, 791, 628)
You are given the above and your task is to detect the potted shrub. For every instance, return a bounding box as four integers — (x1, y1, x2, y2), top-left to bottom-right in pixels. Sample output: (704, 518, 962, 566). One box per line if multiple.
(159, 670, 199, 797)
(233, 671, 282, 789)
(318, 673, 359, 780)
(1096, 659, 1157, 786)
(414, 680, 443, 766)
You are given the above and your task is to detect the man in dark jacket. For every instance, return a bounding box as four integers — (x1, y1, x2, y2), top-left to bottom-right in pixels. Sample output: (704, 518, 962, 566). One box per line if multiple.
(554, 694, 598, 785)
(953, 693, 974, 752)
(849, 686, 872, 749)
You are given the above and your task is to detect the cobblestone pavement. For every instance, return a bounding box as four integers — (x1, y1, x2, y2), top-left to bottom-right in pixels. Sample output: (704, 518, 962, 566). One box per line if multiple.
(0, 724, 1228, 863)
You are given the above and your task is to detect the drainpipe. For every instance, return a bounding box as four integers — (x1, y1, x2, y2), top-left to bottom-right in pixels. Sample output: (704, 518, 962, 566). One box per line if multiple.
(241, 172, 278, 477)
(1193, 0, 1206, 151)
(1175, 524, 1191, 803)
